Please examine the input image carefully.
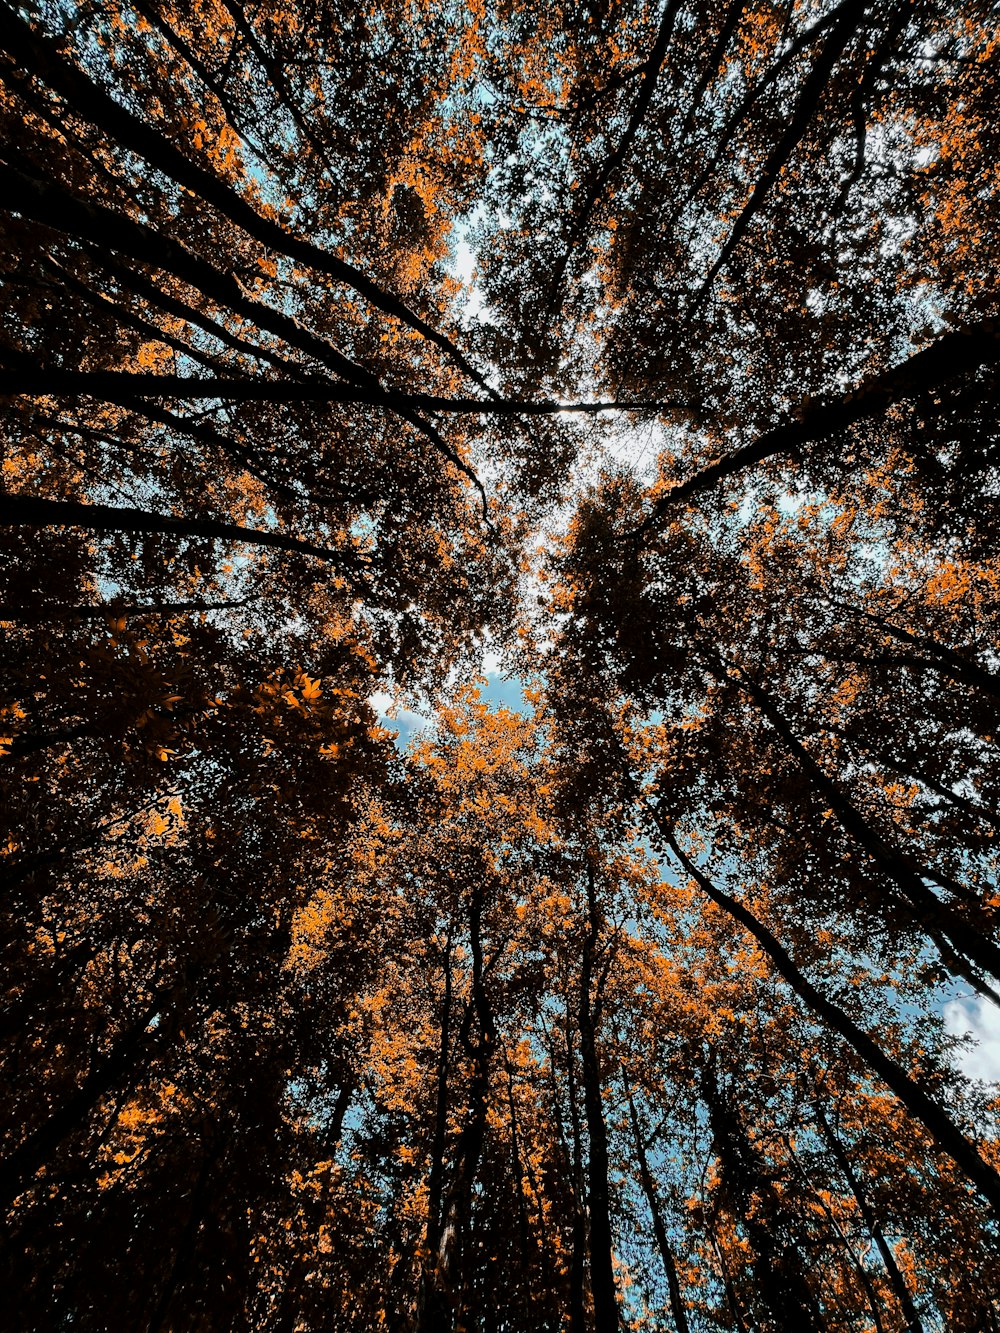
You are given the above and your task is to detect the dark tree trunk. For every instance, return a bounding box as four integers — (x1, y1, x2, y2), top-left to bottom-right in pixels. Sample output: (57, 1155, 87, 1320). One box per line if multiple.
(418, 931, 454, 1333)
(626, 1088, 690, 1333)
(0, 492, 356, 566)
(655, 820, 1000, 1213)
(564, 1013, 589, 1333)
(814, 1102, 925, 1333)
(737, 671, 1000, 987)
(700, 1063, 823, 1332)
(578, 865, 619, 1332)
(0, 996, 162, 1208)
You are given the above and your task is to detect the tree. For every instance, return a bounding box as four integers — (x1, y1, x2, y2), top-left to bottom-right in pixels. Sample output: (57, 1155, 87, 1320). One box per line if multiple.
(3, 0, 1000, 1329)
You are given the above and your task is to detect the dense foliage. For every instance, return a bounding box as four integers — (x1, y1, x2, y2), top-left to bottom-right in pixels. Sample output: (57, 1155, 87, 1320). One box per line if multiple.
(2, 0, 1000, 1328)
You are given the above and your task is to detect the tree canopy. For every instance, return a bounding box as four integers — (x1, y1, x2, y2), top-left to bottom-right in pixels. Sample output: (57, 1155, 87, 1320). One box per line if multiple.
(2, 0, 1000, 1328)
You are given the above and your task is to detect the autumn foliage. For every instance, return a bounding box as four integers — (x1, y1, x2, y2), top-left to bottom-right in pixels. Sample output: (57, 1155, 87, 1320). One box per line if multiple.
(2, 0, 1000, 1328)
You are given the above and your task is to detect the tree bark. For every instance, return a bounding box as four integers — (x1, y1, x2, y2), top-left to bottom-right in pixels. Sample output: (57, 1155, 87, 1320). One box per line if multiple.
(626, 1087, 690, 1333)
(0, 996, 162, 1207)
(0, 363, 682, 417)
(647, 320, 1000, 513)
(418, 931, 454, 1333)
(700, 1062, 823, 1331)
(0, 3, 492, 395)
(814, 1101, 925, 1333)
(563, 1011, 589, 1333)
(0, 491, 360, 567)
(578, 865, 619, 1332)
(737, 670, 1000, 986)
(654, 818, 1000, 1214)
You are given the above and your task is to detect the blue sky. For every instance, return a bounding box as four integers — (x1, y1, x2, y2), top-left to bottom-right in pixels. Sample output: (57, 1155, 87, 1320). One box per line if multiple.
(373, 655, 531, 750)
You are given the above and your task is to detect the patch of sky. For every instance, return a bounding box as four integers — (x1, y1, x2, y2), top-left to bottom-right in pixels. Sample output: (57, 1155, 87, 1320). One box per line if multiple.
(944, 992, 1000, 1084)
(478, 647, 531, 714)
(370, 643, 532, 753)
(449, 206, 497, 332)
(776, 488, 812, 516)
(590, 414, 672, 487)
(349, 513, 377, 543)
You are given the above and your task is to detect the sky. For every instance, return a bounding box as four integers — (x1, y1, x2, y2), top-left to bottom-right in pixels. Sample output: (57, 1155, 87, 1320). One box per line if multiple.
(371, 649, 530, 749)
(944, 995, 1000, 1084)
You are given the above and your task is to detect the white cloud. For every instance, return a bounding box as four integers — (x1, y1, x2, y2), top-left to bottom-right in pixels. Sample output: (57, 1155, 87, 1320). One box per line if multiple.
(367, 690, 432, 750)
(944, 995, 1000, 1083)
(453, 238, 476, 284)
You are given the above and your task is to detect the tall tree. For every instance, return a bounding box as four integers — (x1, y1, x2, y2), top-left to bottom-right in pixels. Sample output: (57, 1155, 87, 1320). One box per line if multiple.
(4, 1, 1000, 1329)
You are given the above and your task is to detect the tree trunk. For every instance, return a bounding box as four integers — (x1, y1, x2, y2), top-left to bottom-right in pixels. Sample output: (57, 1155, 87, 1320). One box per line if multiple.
(655, 820, 1000, 1213)
(626, 1087, 690, 1333)
(738, 671, 1000, 986)
(0, 995, 162, 1208)
(700, 1062, 823, 1332)
(0, 492, 355, 566)
(814, 1102, 924, 1333)
(564, 1011, 589, 1333)
(578, 865, 619, 1332)
(418, 931, 454, 1333)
